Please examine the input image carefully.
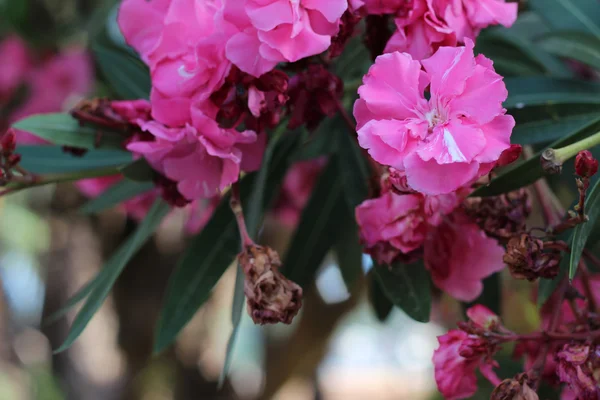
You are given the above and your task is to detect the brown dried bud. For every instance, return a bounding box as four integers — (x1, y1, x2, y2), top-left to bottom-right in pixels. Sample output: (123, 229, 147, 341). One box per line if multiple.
(540, 148, 562, 174)
(504, 234, 561, 281)
(239, 245, 302, 325)
(575, 150, 599, 178)
(463, 189, 531, 240)
(492, 374, 539, 400)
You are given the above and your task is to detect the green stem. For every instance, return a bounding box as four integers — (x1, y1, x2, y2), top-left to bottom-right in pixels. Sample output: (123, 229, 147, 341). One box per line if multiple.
(553, 130, 600, 164)
(0, 165, 121, 196)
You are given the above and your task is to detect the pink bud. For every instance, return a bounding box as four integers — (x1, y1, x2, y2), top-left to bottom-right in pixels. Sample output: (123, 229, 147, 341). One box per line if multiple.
(466, 304, 500, 330)
(1, 129, 16, 154)
(496, 144, 522, 168)
(575, 150, 598, 178)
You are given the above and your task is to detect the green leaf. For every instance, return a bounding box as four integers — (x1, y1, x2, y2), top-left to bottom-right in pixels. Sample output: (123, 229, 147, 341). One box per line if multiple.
(504, 78, 600, 109)
(218, 264, 245, 388)
(334, 219, 363, 290)
(479, 28, 572, 78)
(55, 200, 169, 353)
(570, 178, 600, 280)
(529, 0, 600, 40)
(44, 273, 106, 326)
(537, 31, 600, 70)
(92, 29, 151, 100)
(282, 158, 347, 288)
(336, 126, 370, 212)
(372, 260, 431, 323)
(12, 113, 125, 150)
(293, 119, 340, 162)
(512, 111, 600, 145)
(472, 116, 600, 197)
(80, 180, 154, 214)
(154, 134, 300, 353)
(119, 158, 156, 182)
(17, 145, 131, 174)
(370, 273, 394, 322)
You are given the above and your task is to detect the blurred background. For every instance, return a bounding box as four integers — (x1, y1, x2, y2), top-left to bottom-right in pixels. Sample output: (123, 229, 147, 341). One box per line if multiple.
(0, 0, 542, 399)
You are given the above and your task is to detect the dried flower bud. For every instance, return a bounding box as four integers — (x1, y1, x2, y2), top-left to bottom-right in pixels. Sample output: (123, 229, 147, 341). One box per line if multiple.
(541, 149, 562, 174)
(575, 150, 599, 178)
(239, 245, 302, 325)
(492, 374, 539, 400)
(496, 144, 523, 169)
(463, 189, 531, 240)
(504, 234, 560, 281)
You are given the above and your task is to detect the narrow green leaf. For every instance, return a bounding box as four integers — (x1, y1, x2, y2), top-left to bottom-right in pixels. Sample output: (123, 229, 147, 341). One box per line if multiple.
(55, 200, 169, 353)
(293, 119, 340, 162)
(372, 260, 431, 323)
(12, 113, 125, 149)
(472, 116, 600, 197)
(282, 158, 347, 288)
(537, 31, 600, 70)
(218, 264, 245, 388)
(570, 178, 600, 280)
(370, 273, 394, 322)
(505, 78, 600, 109)
(334, 219, 363, 290)
(119, 158, 156, 182)
(92, 30, 151, 100)
(154, 134, 300, 353)
(512, 112, 600, 145)
(336, 127, 370, 212)
(80, 180, 154, 214)
(529, 0, 600, 40)
(17, 145, 131, 174)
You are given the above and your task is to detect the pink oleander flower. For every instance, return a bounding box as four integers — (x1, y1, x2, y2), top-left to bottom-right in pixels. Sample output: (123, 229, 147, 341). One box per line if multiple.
(424, 213, 505, 301)
(118, 0, 231, 127)
(384, 0, 518, 60)
(556, 343, 600, 400)
(0, 36, 31, 102)
(220, 0, 348, 77)
(272, 158, 325, 226)
(433, 329, 501, 400)
(355, 40, 514, 195)
(127, 105, 264, 200)
(363, 0, 414, 15)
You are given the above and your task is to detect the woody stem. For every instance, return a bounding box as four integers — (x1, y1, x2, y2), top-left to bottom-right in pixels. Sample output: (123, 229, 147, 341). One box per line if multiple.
(230, 182, 254, 249)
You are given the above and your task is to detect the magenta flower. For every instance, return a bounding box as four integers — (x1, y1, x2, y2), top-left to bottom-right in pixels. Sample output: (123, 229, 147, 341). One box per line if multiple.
(219, 0, 348, 77)
(127, 105, 264, 201)
(118, 0, 231, 126)
(424, 213, 505, 301)
(433, 329, 501, 400)
(556, 344, 600, 400)
(0, 36, 31, 102)
(384, 0, 518, 60)
(355, 40, 514, 194)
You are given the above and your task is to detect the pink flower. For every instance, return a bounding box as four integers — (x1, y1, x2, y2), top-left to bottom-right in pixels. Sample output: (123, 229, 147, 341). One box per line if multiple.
(220, 0, 348, 77)
(363, 0, 414, 15)
(384, 0, 518, 59)
(273, 158, 325, 226)
(425, 213, 505, 301)
(0, 36, 31, 101)
(433, 329, 500, 400)
(556, 344, 600, 400)
(355, 40, 514, 194)
(119, 0, 231, 127)
(127, 107, 264, 200)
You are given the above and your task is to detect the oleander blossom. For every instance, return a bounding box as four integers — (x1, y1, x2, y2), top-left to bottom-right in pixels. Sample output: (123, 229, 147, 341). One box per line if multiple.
(219, 0, 348, 77)
(355, 186, 504, 301)
(380, 0, 518, 59)
(126, 103, 264, 201)
(118, 0, 231, 127)
(355, 39, 514, 194)
(433, 329, 501, 400)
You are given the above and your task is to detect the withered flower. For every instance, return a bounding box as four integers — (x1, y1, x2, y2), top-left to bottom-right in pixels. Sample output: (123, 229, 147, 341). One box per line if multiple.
(504, 234, 560, 281)
(239, 245, 302, 325)
(463, 189, 530, 241)
(491, 374, 538, 400)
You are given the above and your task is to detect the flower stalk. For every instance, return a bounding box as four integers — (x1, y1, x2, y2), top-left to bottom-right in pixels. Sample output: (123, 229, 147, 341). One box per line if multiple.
(542, 130, 600, 173)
